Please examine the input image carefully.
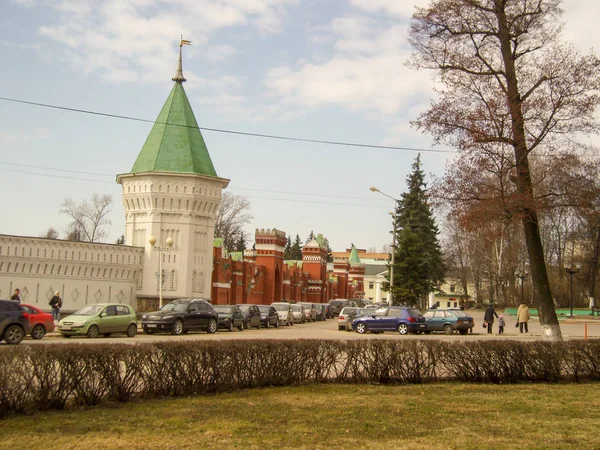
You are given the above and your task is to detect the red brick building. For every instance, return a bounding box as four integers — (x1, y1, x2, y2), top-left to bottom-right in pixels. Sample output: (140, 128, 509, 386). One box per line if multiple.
(211, 229, 365, 305)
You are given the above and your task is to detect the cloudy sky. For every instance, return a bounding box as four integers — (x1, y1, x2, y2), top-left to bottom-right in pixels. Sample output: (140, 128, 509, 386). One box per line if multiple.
(1, 0, 598, 251)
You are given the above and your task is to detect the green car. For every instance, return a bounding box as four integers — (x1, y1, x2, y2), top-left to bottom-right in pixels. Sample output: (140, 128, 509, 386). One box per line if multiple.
(59, 303, 138, 338)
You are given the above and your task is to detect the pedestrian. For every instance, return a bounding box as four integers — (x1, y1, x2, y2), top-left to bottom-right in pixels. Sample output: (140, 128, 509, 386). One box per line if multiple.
(10, 288, 21, 303)
(498, 314, 505, 335)
(484, 303, 499, 334)
(517, 303, 530, 333)
(49, 291, 62, 323)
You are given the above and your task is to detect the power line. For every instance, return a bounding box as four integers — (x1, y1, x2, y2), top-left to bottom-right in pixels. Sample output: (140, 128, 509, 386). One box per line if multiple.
(0, 167, 113, 184)
(0, 96, 455, 154)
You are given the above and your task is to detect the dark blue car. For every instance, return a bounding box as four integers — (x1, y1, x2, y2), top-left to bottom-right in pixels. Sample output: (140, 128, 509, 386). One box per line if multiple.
(352, 307, 427, 335)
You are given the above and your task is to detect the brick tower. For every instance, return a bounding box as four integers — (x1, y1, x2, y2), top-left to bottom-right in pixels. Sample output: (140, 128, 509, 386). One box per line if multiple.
(348, 244, 366, 299)
(302, 234, 329, 303)
(254, 228, 287, 304)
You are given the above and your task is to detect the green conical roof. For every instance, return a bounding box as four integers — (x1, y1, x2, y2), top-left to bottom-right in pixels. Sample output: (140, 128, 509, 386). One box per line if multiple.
(349, 244, 361, 265)
(130, 82, 218, 176)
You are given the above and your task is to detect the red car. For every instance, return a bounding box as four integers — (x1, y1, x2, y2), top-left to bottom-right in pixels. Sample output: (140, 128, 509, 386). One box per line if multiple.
(21, 304, 55, 339)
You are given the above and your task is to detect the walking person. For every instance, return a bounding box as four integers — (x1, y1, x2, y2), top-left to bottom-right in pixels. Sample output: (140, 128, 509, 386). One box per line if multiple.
(10, 288, 21, 303)
(484, 303, 499, 334)
(497, 314, 505, 335)
(517, 303, 530, 333)
(49, 291, 62, 324)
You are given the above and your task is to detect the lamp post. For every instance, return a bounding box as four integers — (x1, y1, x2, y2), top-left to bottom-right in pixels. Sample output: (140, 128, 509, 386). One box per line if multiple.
(516, 271, 527, 304)
(370, 187, 399, 306)
(149, 236, 174, 308)
(565, 262, 581, 318)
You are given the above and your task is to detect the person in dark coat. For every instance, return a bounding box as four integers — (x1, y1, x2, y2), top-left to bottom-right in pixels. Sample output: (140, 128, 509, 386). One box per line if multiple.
(484, 304, 499, 334)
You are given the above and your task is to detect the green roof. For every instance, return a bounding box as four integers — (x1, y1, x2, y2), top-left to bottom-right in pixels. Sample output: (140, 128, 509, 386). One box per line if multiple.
(130, 82, 218, 176)
(349, 245, 361, 265)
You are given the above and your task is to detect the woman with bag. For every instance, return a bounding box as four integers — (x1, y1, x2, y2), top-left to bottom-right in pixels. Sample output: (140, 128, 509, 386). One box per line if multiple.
(483, 304, 498, 334)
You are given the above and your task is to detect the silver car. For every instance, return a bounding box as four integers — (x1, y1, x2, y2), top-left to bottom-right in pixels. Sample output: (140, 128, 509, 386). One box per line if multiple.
(291, 304, 305, 324)
(298, 302, 317, 322)
(271, 302, 294, 326)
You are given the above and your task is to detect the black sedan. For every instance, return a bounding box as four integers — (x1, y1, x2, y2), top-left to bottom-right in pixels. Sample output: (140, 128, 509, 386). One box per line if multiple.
(213, 305, 245, 331)
(237, 304, 262, 329)
(141, 299, 218, 335)
(258, 305, 279, 328)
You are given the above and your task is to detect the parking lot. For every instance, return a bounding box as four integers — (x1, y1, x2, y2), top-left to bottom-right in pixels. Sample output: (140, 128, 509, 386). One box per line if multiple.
(18, 308, 600, 345)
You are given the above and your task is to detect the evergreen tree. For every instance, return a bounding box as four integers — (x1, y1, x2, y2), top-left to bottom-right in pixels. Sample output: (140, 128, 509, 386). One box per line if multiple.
(324, 238, 333, 262)
(284, 235, 292, 260)
(235, 232, 247, 252)
(390, 155, 444, 306)
(306, 230, 315, 244)
(116, 234, 125, 245)
(290, 234, 303, 260)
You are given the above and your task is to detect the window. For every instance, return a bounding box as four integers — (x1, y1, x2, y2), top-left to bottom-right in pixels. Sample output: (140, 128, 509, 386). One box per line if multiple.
(116, 305, 130, 315)
(104, 306, 117, 316)
(450, 284, 455, 293)
(368, 282, 374, 289)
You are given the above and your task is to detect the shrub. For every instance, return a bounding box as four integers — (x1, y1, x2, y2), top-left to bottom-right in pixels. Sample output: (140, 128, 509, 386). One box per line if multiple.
(0, 338, 598, 418)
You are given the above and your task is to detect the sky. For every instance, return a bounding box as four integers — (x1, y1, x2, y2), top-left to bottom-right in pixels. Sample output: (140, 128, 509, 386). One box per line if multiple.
(1, 0, 599, 252)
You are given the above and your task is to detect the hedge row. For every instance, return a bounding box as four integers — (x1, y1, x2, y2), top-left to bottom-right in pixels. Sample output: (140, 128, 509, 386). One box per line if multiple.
(1, 339, 600, 418)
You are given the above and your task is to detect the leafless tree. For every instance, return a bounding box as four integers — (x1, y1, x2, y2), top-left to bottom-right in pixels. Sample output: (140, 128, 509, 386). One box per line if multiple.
(60, 194, 113, 243)
(40, 227, 59, 239)
(214, 192, 253, 251)
(410, 0, 600, 340)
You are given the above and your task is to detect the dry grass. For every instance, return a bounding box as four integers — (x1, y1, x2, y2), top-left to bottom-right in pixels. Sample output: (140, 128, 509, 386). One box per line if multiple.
(2, 383, 599, 449)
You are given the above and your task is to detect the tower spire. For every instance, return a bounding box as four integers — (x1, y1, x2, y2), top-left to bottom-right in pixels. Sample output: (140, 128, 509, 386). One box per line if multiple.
(172, 35, 191, 83)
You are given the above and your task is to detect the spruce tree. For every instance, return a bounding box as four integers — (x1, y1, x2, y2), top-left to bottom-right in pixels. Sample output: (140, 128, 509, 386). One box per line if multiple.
(324, 238, 333, 262)
(306, 230, 315, 244)
(290, 234, 303, 260)
(390, 154, 444, 306)
(284, 235, 292, 259)
(235, 232, 247, 252)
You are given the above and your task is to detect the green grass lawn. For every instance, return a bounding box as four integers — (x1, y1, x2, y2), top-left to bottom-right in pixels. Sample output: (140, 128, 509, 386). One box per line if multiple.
(2, 383, 599, 449)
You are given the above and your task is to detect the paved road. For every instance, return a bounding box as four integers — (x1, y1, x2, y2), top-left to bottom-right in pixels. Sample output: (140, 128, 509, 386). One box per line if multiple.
(17, 309, 600, 345)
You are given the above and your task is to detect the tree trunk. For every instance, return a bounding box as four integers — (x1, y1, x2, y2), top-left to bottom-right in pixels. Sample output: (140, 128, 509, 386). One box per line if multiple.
(495, 1, 562, 340)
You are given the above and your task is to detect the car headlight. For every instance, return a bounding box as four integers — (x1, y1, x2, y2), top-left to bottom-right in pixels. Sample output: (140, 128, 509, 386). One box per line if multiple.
(73, 320, 87, 327)
(163, 315, 173, 320)
(142, 314, 147, 320)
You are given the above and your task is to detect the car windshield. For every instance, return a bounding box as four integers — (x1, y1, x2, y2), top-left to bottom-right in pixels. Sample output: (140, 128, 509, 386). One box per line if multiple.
(73, 305, 103, 316)
(292, 305, 302, 311)
(238, 305, 250, 312)
(272, 304, 288, 311)
(160, 302, 189, 312)
(258, 306, 271, 313)
(213, 306, 233, 313)
(408, 308, 423, 317)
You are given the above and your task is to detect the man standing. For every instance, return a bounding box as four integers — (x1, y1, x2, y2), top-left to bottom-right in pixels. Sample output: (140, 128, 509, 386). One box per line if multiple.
(484, 303, 499, 335)
(10, 288, 21, 303)
(49, 291, 62, 323)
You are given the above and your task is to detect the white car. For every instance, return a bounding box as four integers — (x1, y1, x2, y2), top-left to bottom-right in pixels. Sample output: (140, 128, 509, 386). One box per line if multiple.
(271, 302, 294, 326)
(338, 307, 360, 331)
(291, 304, 305, 324)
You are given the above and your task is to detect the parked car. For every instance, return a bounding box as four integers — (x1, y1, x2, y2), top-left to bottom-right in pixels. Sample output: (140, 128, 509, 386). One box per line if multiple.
(352, 307, 427, 335)
(291, 304, 305, 323)
(213, 305, 245, 331)
(298, 302, 316, 322)
(271, 302, 294, 326)
(344, 308, 370, 331)
(258, 305, 279, 328)
(237, 304, 262, 329)
(60, 303, 138, 338)
(338, 306, 360, 331)
(313, 304, 327, 321)
(0, 299, 31, 345)
(142, 299, 217, 335)
(423, 309, 474, 335)
(328, 299, 347, 318)
(21, 303, 55, 339)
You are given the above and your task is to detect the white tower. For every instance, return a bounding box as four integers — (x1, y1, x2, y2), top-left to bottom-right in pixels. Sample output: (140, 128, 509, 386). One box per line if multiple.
(116, 43, 229, 308)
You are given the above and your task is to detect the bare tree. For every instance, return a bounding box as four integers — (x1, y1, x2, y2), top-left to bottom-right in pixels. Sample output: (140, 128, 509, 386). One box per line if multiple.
(410, 0, 600, 340)
(40, 227, 59, 239)
(60, 194, 113, 243)
(214, 192, 253, 251)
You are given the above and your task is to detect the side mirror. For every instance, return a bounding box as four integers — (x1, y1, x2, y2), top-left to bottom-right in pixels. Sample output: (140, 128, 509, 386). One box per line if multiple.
(99, 312, 105, 318)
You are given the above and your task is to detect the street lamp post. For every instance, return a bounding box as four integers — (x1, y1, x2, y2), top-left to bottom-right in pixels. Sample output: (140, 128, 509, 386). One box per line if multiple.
(149, 236, 174, 308)
(370, 187, 399, 306)
(565, 262, 581, 318)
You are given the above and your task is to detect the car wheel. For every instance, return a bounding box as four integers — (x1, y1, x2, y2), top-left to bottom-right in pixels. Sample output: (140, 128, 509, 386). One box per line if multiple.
(444, 324, 454, 335)
(31, 324, 46, 340)
(207, 318, 217, 334)
(62, 334, 71, 338)
(103, 333, 112, 338)
(143, 328, 154, 335)
(275, 320, 279, 328)
(228, 320, 234, 332)
(356, 323, 367, 334)
(238, 322, 244, 331)
(126, 323, 137, 338)
(172, 320, 184, 335)
(397, 324, 409, 335)
(87, 325, 100, 338)
(4, 325, 25, 344)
